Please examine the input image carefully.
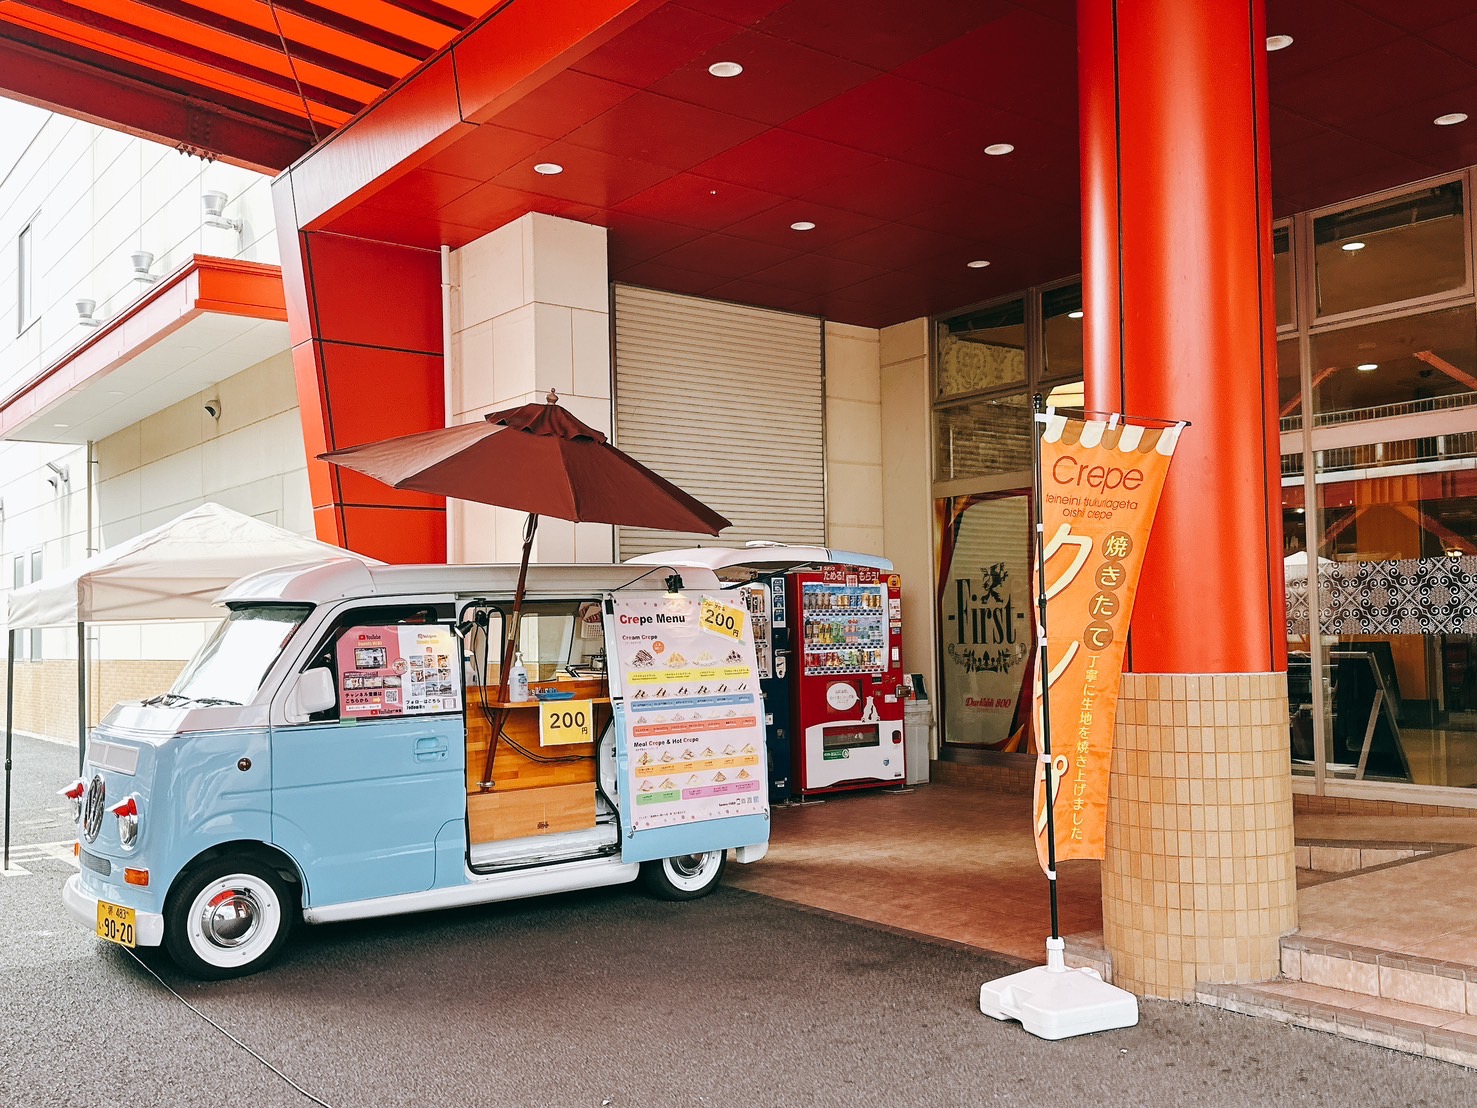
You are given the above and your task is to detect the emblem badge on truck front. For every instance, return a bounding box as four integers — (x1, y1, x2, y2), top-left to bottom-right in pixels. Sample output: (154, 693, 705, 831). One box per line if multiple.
(82, 775, 106, 843)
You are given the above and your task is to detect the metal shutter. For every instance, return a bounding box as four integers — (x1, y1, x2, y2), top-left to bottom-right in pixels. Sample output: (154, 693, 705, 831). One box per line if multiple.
(613, 285, 825, 559)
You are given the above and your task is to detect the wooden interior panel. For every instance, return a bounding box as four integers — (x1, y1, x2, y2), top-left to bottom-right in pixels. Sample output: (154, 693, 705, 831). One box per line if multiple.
(467, 782, 595, 844)
(464, 678, 609, 793)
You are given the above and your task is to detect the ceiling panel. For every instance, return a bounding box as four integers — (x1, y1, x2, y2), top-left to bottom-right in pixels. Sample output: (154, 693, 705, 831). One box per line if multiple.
(14, 0, 1476, 331)
(648, 30, 878, 126)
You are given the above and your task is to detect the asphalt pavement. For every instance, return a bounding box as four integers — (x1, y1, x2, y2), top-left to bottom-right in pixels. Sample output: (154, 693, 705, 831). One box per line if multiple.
(2, 730, 1474, 1107)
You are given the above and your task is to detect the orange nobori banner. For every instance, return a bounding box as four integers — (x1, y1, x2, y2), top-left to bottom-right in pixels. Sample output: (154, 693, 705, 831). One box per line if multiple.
(1032, 411, 1184, 873)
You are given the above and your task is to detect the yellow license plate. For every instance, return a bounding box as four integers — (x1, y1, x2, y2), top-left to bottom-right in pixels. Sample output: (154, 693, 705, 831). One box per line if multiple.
(96, 900, 136, 948)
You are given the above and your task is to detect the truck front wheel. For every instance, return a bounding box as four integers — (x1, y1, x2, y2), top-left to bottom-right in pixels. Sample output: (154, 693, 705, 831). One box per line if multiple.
(164, 858, 294, 980)
(639, 851, 726, 900)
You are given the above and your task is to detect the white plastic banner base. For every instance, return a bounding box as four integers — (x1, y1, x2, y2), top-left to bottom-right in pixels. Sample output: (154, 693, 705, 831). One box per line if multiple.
(979, 938, 1139, 1041)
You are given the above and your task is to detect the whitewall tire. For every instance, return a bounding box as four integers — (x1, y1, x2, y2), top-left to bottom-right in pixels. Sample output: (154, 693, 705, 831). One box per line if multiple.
(639, 850, 726, 901)
(165, 858, 293, 980)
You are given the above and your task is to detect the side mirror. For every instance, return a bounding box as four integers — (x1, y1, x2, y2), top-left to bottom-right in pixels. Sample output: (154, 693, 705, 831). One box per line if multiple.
(287, 668, 337, 722)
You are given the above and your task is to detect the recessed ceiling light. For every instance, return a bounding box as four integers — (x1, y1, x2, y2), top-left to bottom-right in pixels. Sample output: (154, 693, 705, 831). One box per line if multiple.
(1357, 363, 1378, 372)
(708, 61, 743, 78)
(1266, 34, 1294, 51)
(53, 422, 68, 428)
(1341, 241, 1365, 252)
(984, 143, 1014, 156)
(533, 162, 563, 175)
(1068, 310, 1084, 319)
(1435, 112, 1469, 126)
(966, 260, 991, 269)
(790, 221, 816, 231)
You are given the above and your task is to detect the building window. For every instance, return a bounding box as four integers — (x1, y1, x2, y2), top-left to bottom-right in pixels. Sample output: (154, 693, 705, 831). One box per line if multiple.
(11, 551, 42, 660)
(1312, 180, 1469, 319)
(1273, 222, 1295, 330)
(17, 223, 34, 334)
(1283, 170, 1477, 795)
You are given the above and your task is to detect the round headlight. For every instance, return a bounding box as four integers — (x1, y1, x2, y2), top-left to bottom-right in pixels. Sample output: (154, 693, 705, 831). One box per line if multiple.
(110, 795, 140, 849)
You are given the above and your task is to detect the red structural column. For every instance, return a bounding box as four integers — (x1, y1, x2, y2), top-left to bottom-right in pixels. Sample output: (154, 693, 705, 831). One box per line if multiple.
(272, 171, 448, 564)
(1077, 0, 1285, 675)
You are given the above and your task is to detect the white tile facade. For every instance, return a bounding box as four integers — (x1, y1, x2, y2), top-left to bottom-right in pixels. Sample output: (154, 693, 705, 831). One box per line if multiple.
(448, 213, 613, 565)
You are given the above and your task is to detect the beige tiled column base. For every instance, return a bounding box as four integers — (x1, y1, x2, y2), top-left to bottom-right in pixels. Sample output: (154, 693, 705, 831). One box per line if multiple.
(1102, 672, 1297, 1000)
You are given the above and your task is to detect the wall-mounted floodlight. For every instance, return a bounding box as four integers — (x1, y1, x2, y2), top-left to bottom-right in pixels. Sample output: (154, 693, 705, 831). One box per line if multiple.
(76, 299, 101, 328)
(130, 251, 157, 284)
(202, 190, 243, 233)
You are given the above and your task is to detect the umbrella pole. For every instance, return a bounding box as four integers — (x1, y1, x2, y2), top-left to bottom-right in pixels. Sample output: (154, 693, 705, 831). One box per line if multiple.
(480, 513, 538, 790)
(5, 630, 16, 873)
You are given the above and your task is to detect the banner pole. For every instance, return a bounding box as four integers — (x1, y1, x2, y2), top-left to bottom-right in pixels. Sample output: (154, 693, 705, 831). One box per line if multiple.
(1031, 392, 1061, 943)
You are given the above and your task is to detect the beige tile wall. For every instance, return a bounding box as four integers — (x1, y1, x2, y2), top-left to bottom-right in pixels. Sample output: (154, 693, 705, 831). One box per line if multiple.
(1103, 671, 1298, 999)
(1, 658, 187, 741)
(878, 319, 937, 721)
(823, 321, 884, 556)
(449, 213, 612, 565)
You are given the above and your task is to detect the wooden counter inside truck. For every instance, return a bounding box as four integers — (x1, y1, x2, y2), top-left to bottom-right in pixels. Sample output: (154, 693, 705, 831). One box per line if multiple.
(464, 679, 610, 843)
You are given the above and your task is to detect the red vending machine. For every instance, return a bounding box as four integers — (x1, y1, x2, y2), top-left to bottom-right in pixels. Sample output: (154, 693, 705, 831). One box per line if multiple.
(789, 566, 906, 795)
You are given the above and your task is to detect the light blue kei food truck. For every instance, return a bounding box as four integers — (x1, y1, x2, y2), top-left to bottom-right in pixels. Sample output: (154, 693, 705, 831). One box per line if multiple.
(62, 558, 770, 978)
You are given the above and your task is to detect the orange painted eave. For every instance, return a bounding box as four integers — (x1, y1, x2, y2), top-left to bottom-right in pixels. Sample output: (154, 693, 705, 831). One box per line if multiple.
(0, 255, 286, 440)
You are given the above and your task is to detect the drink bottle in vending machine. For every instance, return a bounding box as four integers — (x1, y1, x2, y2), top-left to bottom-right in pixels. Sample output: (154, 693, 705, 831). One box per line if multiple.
(787, 566, 906, 795)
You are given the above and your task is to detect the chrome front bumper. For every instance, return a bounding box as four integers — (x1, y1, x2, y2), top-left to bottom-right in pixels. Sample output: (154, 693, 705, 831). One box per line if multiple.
(63, 873, 165, 947)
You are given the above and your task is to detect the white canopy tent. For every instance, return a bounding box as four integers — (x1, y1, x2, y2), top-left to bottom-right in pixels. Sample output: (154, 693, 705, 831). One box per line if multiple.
(3, 502, 378, 869)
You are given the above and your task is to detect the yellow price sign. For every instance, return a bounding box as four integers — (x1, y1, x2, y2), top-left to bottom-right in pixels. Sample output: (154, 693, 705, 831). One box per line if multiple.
(699, 597, 745, 641)
(540, 699, 594, 746)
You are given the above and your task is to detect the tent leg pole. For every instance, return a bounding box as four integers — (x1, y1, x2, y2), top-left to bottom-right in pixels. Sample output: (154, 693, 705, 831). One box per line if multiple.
(77, 621, 87, 776)
(5, 630, 16, 872)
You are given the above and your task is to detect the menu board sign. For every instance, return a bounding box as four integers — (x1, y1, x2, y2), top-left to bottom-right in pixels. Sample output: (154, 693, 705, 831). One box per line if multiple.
(611, 594, 768, 830)
(335, 625, 461, 717)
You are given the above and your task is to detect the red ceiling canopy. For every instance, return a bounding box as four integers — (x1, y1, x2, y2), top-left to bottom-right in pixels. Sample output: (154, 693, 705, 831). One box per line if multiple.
(4, 1, 1477, 326)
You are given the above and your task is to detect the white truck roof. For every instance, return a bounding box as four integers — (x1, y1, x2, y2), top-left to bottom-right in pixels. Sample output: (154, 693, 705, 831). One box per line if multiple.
(219, 558, 724, 607)
(626, 544, 893, 573)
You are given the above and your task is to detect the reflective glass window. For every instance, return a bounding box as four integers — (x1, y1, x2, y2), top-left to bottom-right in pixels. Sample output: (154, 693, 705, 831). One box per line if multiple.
(936, 299, 1027, 399)
(1313, 182, 1468, 317)
(1042, 282, 1083, 381)
(933, 393, 1031, 481)
(1277, 338, 1302, 427)
(1274, 224, 1294, 329)
(1310, 443, 1477, 786)
(1309, 305, 1477, 423)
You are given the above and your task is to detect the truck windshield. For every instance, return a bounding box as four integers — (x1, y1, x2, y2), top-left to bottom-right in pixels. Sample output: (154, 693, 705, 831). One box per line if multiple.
(162, 603, 312, 707)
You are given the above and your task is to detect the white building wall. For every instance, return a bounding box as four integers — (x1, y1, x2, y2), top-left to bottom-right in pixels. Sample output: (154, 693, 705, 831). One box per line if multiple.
(0, 103, 276, 406)
(93, 350, 310, 662)
(0, 99, 293, 688)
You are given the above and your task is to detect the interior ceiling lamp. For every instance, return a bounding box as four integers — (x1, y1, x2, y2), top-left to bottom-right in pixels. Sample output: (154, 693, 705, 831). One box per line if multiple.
(202, 190, 242, 232)
(130, 251, 156, 284)
(76, 298, 101, 328)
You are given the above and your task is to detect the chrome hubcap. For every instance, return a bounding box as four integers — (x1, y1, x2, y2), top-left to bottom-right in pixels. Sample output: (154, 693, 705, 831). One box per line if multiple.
(200, 887, 261, 948)
(669, 853, 711, 879)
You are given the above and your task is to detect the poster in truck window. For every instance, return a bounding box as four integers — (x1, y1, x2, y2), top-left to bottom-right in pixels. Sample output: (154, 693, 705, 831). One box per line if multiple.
(612, 594, 768, 830)
(336, 625, 461, 717)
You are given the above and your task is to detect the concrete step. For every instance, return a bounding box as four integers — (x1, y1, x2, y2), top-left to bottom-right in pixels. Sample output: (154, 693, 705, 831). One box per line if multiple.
(1197, 978, 1477, 1068)
(1281, 934, 1477, 1017)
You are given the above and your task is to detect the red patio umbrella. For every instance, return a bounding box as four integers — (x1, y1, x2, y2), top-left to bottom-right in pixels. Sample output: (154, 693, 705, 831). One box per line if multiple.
(319, 391, 729, 788)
